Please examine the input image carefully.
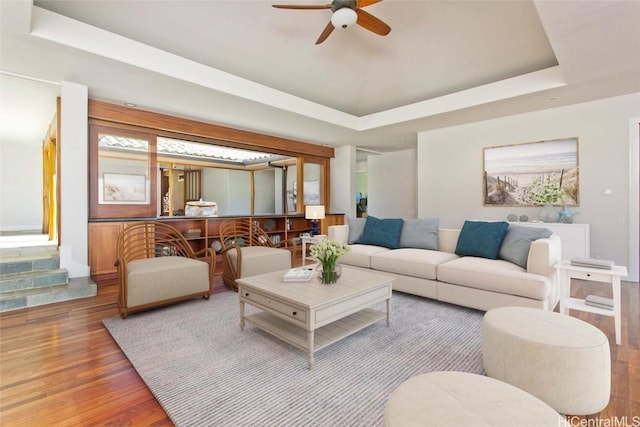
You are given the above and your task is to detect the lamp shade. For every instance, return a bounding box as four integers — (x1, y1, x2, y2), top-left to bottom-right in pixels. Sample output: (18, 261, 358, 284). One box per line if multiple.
(305, 205, 325, 220)
(331, 7, 357, 29)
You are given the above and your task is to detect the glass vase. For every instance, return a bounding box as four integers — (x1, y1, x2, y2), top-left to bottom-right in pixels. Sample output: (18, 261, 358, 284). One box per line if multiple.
(316, 263, 342, 285)
(538, 203, 558, 223)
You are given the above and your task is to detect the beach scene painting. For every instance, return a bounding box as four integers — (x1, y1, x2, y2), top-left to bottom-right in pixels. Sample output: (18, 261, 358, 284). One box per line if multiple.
(101, 173, 148, 203)
(483, 138, 579, 206)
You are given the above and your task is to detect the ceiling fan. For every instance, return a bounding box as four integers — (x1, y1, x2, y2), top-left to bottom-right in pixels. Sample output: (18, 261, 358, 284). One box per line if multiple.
(272, 0, 391, 45)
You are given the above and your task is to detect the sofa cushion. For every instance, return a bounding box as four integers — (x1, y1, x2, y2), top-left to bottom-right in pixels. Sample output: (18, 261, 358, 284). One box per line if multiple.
(499, 225, 553, 268)
(437, 257, 551, 301)
(347, 217, 367, 244)
(338, 244, 390, 268)
(399, 218, 439, 250)
(226, 246, 291, 277)
(371, 248, 458, 280)
(455, 220, 509, 260)
(127, 256, 210, 307)
(360, 216, 404, 249)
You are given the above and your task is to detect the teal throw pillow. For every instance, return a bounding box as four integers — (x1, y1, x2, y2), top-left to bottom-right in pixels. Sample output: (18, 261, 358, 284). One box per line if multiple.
(360, 216, 404, 249)
(499, 225, 552, 268)
(455, 220, 509, 260)
(399, 218, 439, 250)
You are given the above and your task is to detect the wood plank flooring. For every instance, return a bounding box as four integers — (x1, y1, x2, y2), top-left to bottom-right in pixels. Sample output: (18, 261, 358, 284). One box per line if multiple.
(1, 278, 638, 426)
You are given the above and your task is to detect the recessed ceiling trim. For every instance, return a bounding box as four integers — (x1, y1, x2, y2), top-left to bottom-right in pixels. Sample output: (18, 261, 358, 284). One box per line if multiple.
(358, 66, 566, 130)
(0, 69, 60, 87)
(29, 6, 566, 133)
(29, 6, 358, 129)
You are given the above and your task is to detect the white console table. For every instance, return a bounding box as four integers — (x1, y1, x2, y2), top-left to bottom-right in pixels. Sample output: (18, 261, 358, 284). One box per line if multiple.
(512, 222, 590, 261)
(556, 260, 628, 345)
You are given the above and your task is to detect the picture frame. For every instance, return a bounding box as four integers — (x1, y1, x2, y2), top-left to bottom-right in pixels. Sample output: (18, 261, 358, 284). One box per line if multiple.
(483, 138, 579, 206)
(303, 180, 320, 205)
(100, 173, 148, 204)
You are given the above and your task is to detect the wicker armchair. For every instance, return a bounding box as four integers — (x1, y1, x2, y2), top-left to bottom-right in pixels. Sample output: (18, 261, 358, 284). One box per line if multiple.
(219, 219, 294, 291)
(115, 221, 215, 318)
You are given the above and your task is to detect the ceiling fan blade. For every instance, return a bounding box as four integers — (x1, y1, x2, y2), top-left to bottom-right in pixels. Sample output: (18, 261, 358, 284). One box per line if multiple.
(315, 21, 335, 44)
(272, 4, 331, 10)
(355, 0, 382, 8)
(356, 8, 391, 36)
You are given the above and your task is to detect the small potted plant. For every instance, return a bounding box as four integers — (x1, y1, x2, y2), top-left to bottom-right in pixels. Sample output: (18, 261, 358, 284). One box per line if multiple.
(309, 239, 350, 284)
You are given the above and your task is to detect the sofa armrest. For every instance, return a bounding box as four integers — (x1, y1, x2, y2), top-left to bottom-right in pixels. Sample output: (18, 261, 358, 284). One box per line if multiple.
(328, 225, 349, 244)
(527, 234, 561, 276)
(527, 234, 562, 306)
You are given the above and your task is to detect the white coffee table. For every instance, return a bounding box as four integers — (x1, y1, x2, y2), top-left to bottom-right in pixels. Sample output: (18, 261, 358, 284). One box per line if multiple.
(238, 266, 393, 369)
(556, 260, 628, 345)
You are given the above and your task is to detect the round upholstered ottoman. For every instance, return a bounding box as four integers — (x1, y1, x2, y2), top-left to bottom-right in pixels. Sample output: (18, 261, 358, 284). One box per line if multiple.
(383, 371, 563, 427)
(483, 307, 610, 415)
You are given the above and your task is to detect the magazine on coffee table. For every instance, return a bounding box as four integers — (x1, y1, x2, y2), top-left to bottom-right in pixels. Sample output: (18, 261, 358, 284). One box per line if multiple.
(282, 267, 315, 283)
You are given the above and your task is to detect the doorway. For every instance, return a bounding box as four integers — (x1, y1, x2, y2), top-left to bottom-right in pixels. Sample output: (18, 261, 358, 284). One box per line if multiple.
(0, 72, 60, 249)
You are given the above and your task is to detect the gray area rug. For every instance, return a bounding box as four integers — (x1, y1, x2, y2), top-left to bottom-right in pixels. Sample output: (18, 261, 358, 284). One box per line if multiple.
(103, 291, 485, 427)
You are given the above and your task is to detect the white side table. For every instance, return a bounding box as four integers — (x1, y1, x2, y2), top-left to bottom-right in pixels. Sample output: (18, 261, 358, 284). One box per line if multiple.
(556, 260, 628, 345)
(301, 235, 326, 266)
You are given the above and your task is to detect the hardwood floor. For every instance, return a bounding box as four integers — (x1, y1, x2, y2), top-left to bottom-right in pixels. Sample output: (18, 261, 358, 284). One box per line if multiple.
(1, 278, 638, 426)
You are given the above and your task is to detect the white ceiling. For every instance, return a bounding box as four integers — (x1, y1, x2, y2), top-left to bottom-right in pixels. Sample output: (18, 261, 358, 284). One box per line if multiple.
(1, 0, 639, 152)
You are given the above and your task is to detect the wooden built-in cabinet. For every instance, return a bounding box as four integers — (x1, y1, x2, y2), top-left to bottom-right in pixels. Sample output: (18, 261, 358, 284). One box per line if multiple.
(88, 221, 127, 276)
(88, 214, 344, 286)
(86, 100, 344, 291)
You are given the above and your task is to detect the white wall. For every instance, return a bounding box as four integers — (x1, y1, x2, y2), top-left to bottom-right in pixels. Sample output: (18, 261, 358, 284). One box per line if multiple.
(417, 93, 640, 274)
(368, 149, 417, 218)
(227, 170, 250, 215)
(59, 81, 89, 278)
(254, 169, 276, 214)
(0, 142, 41, 231)
(330, 145, 356, 217)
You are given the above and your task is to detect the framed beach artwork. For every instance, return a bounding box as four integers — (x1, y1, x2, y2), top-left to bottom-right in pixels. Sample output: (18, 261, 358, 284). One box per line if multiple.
(483, 138, 579, 206)
(101, 173, 148, 204)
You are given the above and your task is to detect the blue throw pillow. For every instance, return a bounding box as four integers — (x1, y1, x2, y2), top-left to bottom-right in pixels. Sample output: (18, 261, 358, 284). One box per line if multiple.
(359, 216, 404, 249)
(399, 218, 439, 250)
(455, 221, 510, 260)
(499, 225, 553, 268)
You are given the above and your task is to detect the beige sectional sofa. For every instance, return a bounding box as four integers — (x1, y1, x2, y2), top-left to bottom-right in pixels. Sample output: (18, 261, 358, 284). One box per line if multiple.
(328, 223, 562, 311)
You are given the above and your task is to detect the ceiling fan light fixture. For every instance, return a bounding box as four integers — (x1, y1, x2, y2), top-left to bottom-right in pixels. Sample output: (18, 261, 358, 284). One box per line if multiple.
(331, 7, 357, 29)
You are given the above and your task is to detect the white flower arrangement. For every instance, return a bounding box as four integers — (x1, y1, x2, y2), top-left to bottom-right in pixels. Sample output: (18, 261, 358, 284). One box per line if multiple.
(527, 175, 564, 205)
(309, 239, 350, 271)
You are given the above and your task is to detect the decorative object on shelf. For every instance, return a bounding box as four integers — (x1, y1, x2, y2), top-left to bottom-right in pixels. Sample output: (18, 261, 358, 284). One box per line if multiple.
(305, 205, 325, 236)
(527, 174, 564, 223)
(309, 239, 350, 285)
(519, 214, 529, 222)
(183, 228, 202, 239)
(185, 199, 218, 217)
(558, 205, 579, 224)
(537, 203, 559, 223)
(211, 239, 222, 253)
(507, 213, 518, 222)
(264, 219, 276, 231)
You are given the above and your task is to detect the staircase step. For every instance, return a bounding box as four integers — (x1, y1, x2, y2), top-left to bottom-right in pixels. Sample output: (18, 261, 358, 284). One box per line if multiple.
(0, 277, 97, 312)
(0, 247, 60, 275)
(0, 269, 69, 292)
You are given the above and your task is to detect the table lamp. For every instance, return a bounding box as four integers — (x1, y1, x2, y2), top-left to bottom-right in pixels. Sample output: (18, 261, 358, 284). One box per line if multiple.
(305, 205, 325, 236)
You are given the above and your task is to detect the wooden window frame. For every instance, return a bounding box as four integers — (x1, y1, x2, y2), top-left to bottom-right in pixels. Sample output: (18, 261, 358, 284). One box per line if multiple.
(89, 125, 157, 219)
